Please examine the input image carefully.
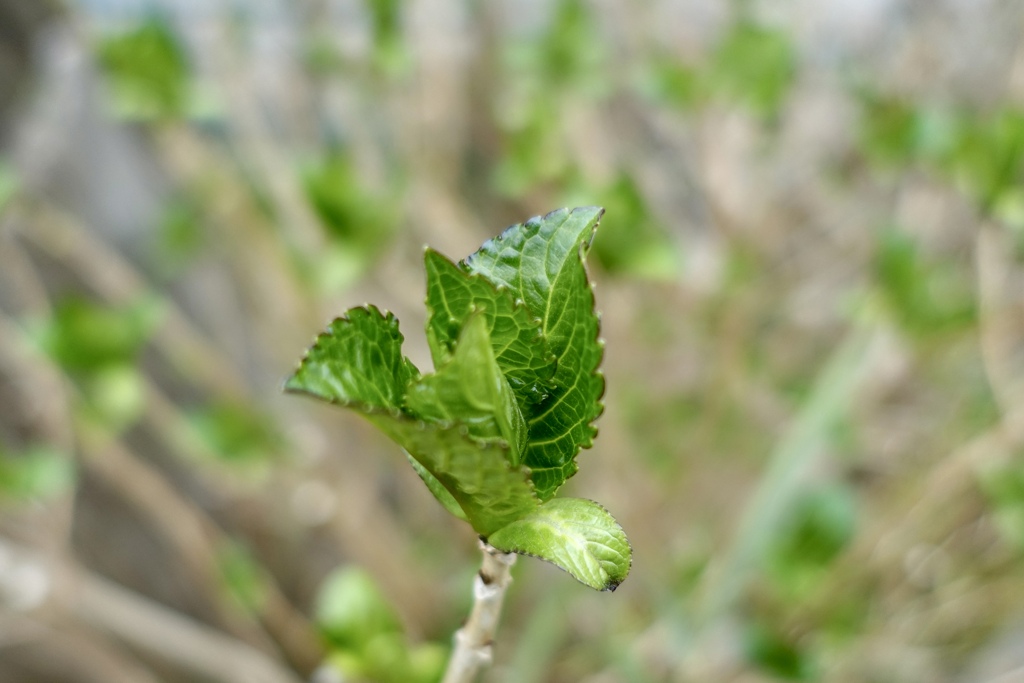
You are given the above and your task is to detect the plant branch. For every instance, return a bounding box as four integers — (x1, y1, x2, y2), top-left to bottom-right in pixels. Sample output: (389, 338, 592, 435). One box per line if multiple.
(442, 540, 517, 683)
(0, 308, 325, 672)
(69, 567, 305, 683)
(18, 199, 250, 400)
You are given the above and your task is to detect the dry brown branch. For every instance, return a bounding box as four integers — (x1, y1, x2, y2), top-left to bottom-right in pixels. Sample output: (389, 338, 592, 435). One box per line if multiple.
(1, 538, 298, 683)
(0, 305, 77, 552)
(152, 125, 320, 351)
(68, 567, 305, 683)
(196, 23, 324, 257)
(75, 420, 279, 648)
(17, 199, 250, 399)
(0, 306, 324, 672)
(0, 617, 163, 683)
(976, 222, 1024, 434)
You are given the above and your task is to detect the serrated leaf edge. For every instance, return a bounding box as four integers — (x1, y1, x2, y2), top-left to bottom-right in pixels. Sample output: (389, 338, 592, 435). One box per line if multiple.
(463, 208, 608, 498)
(283, 304, 416, 412)
(285, 210, 621, 580)
(423, 248, 558, 387)
(486, 497, 631, 592)
(284, 304, 541, 459)
(284, 309, 540, 527)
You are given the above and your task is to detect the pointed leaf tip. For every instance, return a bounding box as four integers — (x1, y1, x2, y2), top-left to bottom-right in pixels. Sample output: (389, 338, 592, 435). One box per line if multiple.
(463, 207, 606, 500)
(423, 248, 556, 408)
(487, 497, 631, 591)
(285, 209, 615, 545)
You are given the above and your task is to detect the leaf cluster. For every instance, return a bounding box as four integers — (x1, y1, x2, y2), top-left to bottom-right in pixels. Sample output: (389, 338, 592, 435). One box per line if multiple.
(286, 207, 630, 590)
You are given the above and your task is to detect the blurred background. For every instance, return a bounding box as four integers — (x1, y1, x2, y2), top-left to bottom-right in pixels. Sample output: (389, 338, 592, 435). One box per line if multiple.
(2, 0, 1024, 681)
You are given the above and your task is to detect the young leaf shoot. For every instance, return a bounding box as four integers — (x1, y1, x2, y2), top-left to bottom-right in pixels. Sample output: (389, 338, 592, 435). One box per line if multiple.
(286, 207, 631, 591)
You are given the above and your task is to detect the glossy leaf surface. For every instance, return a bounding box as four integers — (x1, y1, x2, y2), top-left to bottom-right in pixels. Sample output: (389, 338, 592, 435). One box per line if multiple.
(368, 415, 538, 536)
(424, 249, 554, 407)
(284, 305, 418, 413)
(285, 306, 537, 536)
(286, 208, 631, 589)
(407, 313, 527, 463)
(487, 497, 631, 591)
(464, 207, 605, 499)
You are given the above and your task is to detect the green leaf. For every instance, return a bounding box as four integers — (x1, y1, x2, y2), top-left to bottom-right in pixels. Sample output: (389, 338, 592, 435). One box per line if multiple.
(487, 497, 631, 591)
(424, 249, 555, 407)
(285, 307, 537, 535)
(367, 415, 538, 536)
(407, 313, 527, 463)
(464, 207, 605, 500)
(284, 305, 419, 412)
(404, 453, 467, 521)
(285, 209, 631, 590)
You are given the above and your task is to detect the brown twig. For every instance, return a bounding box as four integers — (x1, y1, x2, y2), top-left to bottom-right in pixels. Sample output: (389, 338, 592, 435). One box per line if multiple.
(69, 566, 305, 683)
(18, 199, 250, 400)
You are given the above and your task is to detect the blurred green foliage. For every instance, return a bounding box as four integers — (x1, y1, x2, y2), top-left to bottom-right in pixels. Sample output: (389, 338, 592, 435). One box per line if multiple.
(640, 20, 795, 118)
(640, 55, 703, 111)
(859, 94, 1024, 219)
(872, 226, 976, 338)
(978, 458, 1024, 552)
(532, 0, 604, 88)
(857, 95, 927, 165)
(5, 3, 1022, 681)
(570, 173, 680, 280)
(301, 150, 401, 290)
(946, 108, 1024, 212)
(96, 18, 191, 120)
(191, 401, 283, 465)
(743, 619, 815, 680)
(364, 0, 410, 74)
(218, 540, 270, 614)
(155, 197, 208, 276)
(0, 159, 17, 211)
(766, 484, 858, 595)
(708, 21, 796, 118)
(316, 568, 402, 649)
(493, 96, 568, 197)
(494, 0, 605, 196)
(0, 446, 75, 502)
(38, 296, 163, 372)
(34, 296, 163, 429)
(315, 567, 445, 683)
